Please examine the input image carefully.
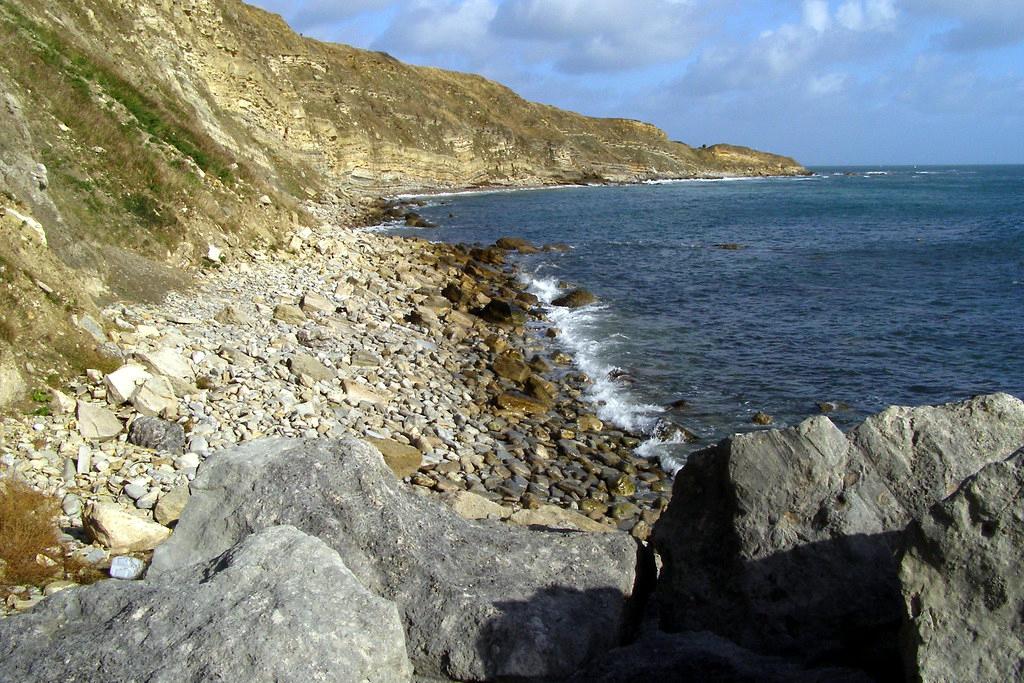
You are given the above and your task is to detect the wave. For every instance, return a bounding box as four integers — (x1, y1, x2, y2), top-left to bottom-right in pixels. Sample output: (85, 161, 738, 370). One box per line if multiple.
(523, 270, 694, 473)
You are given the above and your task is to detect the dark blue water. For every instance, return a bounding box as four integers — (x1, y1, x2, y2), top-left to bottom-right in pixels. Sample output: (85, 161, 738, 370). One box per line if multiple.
(388, 166, 1024, 470)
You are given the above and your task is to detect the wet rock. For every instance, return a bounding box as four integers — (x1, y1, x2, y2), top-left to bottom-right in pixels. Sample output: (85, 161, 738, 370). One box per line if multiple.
(150, 438, 641, 681)
(751, 411, 773, 425)
(900, 448, 1024, 683)
(491, 351, 531, 383)
(0, 526, 412, 682)
(552, 288, 597, 308)
(127, 416, 185, 454)
(496, 392, 550, 416)
(475, 299, 525, 326)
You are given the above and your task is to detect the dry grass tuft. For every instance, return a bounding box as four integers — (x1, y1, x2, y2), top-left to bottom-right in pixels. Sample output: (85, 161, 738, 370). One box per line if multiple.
(0, 476, 62, 586)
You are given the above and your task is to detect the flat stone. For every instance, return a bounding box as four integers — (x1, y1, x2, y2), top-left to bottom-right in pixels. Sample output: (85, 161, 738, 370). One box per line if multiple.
(342, 379, 386, 406)
(77, 403, 123, 441)
(442, 491, 512, 520)
(510, 506, 614, 533)
(273, 303, 306, 324)
(289, 353, 335, 382)
(130, 376, 178, 418)
(496, 392, 549, 415)
(213, 304, 252, 326)
(138, 348, 194, 381)
(300, 291, 336, 314)
(365, 437, 423, 478)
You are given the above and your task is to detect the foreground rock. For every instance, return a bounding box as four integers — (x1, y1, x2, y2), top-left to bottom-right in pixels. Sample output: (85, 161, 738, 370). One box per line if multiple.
(899, 448, 1024, 682)
(151, 437, 642, 681)
(654, 393, 1024, 674)
(568, 630, 872, 683)
(0, 526, 412, 682)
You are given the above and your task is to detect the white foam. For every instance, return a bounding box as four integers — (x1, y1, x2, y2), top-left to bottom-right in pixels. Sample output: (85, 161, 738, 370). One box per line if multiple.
(523, 270, 664, 437)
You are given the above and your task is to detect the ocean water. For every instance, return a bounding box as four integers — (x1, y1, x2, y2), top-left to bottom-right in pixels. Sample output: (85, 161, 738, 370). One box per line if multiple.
(387, 166, 1024, 471)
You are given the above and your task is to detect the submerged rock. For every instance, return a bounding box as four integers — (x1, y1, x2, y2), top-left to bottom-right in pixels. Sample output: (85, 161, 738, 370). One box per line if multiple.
(552, 288, 597, 308)
(150, 437, 642, 681)
(0, 526, 412, 682)
(653, 393, 1024, 675)
(899, 448, 1024, 682)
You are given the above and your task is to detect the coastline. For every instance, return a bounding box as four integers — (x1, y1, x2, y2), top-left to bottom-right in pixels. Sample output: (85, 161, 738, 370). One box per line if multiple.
(0, 198, 671, 613)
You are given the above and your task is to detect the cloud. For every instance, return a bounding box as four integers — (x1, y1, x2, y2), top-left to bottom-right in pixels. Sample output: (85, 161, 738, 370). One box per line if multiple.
(374, 0, 498, 59)
(254, 0, 398, 33)
(490, 0, 705, 72)
(905, 0, 1024, 51)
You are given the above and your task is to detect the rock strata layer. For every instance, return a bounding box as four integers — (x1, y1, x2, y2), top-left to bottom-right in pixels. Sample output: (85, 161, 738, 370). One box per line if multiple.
(653, 393, 1024, 673)
(0, 526, 413, 682)
(150, 437, 643, 681)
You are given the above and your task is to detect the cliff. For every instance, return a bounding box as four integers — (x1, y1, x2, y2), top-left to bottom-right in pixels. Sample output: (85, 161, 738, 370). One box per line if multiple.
(0, 0, 806, 406)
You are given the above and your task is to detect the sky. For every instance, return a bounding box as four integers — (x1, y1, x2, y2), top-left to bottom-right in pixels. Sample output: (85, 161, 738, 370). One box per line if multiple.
(246, 0, 1024, 166)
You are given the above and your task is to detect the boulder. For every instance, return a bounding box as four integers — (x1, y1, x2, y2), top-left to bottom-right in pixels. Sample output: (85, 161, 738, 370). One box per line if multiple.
(0, 526, 412, 682)
(899, 448, 1024, 682)
(495, 236, 533, 251)
(443, 491, 512, 520)
(364, 437, 423, 478)
(475, 299, 525, 327)
(150, 438, 642, 681)
(552, 288, 597, 308)
(76, 402, 123, 441)
(568, 630, 872, 683)
(83, 503, 171, 551)
(127, 416, 185, 454)
(496, 391, 550, 415)
(653, 394, 1024, 675)
(492, 351, 531, 383)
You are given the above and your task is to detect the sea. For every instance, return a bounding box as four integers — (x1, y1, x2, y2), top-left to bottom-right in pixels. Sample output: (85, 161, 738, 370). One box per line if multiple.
(383, 166, 1024, 472)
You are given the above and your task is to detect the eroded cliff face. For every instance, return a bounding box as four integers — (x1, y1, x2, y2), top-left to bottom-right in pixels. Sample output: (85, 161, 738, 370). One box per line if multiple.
(0, 0, 805, 406)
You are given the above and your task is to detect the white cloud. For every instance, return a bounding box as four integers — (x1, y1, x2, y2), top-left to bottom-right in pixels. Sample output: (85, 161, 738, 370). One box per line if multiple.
(905, 0, 1024, 50)
(376, 0, 498, 57)
(803, 0, 832, 33)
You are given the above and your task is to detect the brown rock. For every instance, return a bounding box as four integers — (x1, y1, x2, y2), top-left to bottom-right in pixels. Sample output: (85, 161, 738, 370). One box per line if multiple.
(496, 392, 550, 415)
(365, 437, 423, 478)
(492, 352, 531, 383)
(552, 289, 597, 308)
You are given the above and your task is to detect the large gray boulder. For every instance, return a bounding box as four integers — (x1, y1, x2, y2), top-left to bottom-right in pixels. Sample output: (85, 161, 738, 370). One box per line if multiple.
(0, 526, 412, 682)
(567, 630, 873, 683)
(653, 394, 1024, 674)
(150, 437, 642, 681)
(899, 448, 1024, 682)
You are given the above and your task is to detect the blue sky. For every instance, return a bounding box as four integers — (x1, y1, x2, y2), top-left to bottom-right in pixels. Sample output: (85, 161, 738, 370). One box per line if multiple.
(247, 0, 1024, 165)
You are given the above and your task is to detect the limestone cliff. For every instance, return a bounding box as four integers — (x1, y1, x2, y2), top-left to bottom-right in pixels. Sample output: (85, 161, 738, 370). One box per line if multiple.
(0, 0, 806, 407)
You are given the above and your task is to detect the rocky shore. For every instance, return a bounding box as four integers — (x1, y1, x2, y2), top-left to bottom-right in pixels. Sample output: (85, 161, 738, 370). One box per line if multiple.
(1, 202, 1022, 682)
(0, 200, 669, 612)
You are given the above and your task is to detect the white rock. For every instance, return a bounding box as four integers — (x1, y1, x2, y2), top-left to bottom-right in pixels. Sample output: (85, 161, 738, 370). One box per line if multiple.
(138, 348, 194, 381)
(104, 364, 151, 405)
(341, 379, 387, 406)
(76, 446, 92, 475)
(49, 389, 77, 415)
(109, 556, 146, 580)
(206, 244, 223, 263)
(77, 403, 123, 441)
(131, 375, 178, 418)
